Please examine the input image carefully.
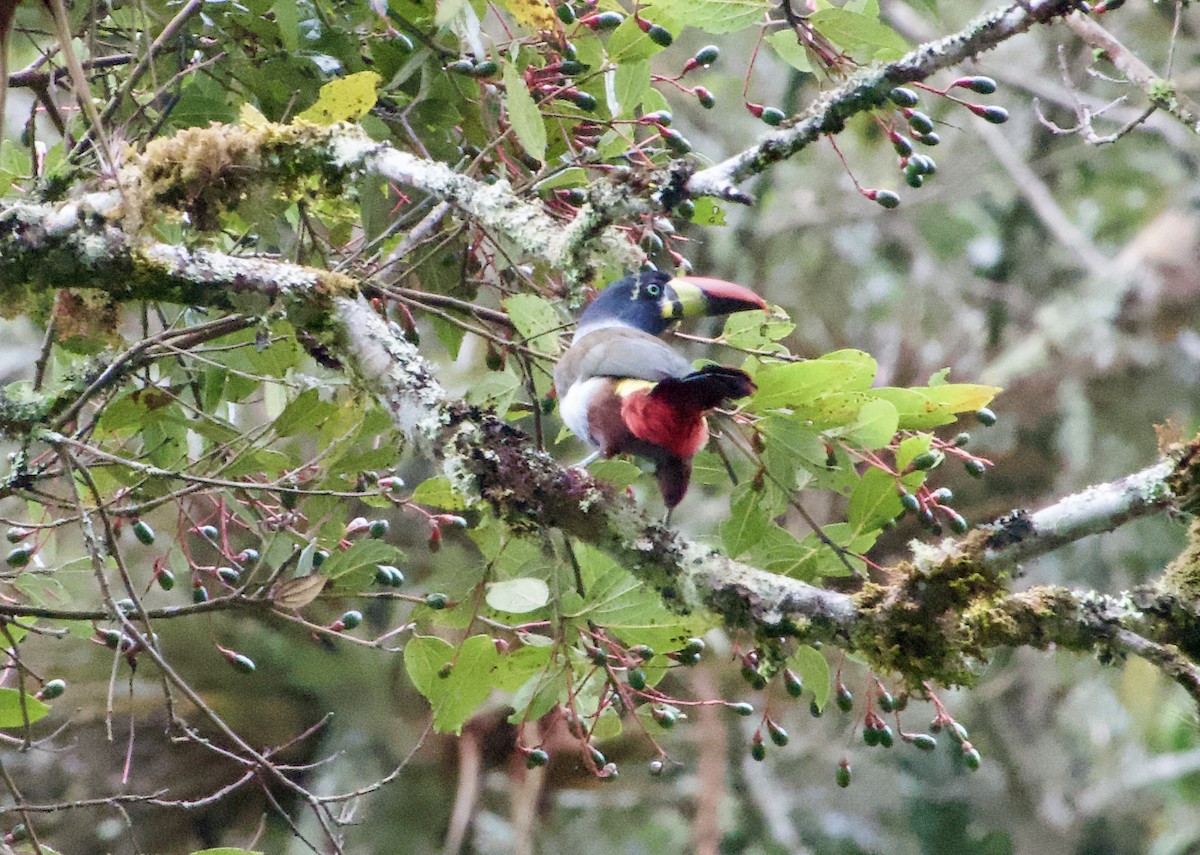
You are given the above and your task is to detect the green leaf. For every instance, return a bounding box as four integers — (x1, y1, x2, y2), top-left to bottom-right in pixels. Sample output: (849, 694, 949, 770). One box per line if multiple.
(847, 466, 901, 535)
(873, 383, 1000, 429)
(321, 540, 404, 592)
(610, 60, 651, 118)
(643, 0, 769, 34)
(896, 434, 933, 472)
(606, 19, 663, 64)
(296, 71, 382, 124)
(405, 635, 500, 733)
(722, 306, 792, 351)
(273, 388, 337, 437)
(466, 368, 523, 416)
(503, 59, 547, 161)
(809, 7, 909, 62)
(486, 577, 551, 613)
(843, 397, 898, 449)
(721, 484, 771, 559)
(689, 197, 727, 226)
(412, 476, 467, 510)
(588, 459, 643, 491)
(504, 294, 562, 354)
(750, 349, 876, 412)
(765, 30, 813, 73)
(789, 645, 830, 710)
(0, 687, 50, 728)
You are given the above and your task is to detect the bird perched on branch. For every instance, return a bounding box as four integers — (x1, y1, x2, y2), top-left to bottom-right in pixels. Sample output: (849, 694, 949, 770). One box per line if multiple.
(554, 271, 766, 510)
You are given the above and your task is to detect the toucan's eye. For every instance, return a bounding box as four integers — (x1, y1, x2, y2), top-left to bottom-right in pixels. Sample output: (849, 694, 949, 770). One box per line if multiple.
(645, 284, 661, 297)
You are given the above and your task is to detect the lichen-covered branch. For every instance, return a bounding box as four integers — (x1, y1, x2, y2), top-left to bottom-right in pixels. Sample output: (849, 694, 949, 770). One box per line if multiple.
(686, 0, 1085, 203)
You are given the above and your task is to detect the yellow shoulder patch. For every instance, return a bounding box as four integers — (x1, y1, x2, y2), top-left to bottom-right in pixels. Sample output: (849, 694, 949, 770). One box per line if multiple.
(614, 379, 655, 397)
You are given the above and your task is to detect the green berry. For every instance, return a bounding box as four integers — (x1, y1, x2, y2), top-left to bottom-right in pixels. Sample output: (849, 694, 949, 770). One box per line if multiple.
(953, 432, 970, 447)
(376, 564, 404, 586)
(584, 11, 623, 29)
(729, 702, 755, 717)
(892, 134, 913, 157)
(559, 59, 587, 76)
(198, 524, 219, 540)
(217, 566, 241, 585)
(661, 129, 692, 154)
(696, 87, 716, 109)
(911, 733, 938, 751)
(863, 725, 881, 746)
(750, 739, 767, 761)
(965, 459, 987, 478)
(629, 644, 654, 661)
(676, 199, 696, 219)
(447, 59, 475, 75)
(5, 546, 31, 567)
(280, 490, 298, 511)
(878, 690, 896, 712)
(963, 746, 982, 770)
(556, 3, 575, 24)
(39, 678, 66, 700)
(192, 585, 209, 603)
(157, 569, 176, 591)
(527, 748, 550, 768)
(975, 407, 997, 426)
(836, 685, 853, 712)
(906, 111, 934, 134)
(628, 667, 647, 691)
(653, 706, 677, 729)
(916, 131, 940, 146)
(905, 170, 925, 189)
(694, 45, 720, 65)
(643, 109, 672, 126)
(957, 76, 997, 94)
(369, 519, 389, 539)
(979, 106, 1009, 124)
(909, 153, 936, 174)
(784, 668, 804, 699)
(836, 761, 851, 788)
(572, 91, 598, 111)
(5, 527, 31, 543)
(947, 511, 969, 534)
(899, 492, 921, 513)
(228, 653, 256, 674)
(878, 725, 894, 748)
(873, 189, 901, 209)
(910, 451, 940, 471)
(767, 720, 789, 747)
(647, 25, 673, 47)
(889, 87, 919, 107)
(424, 592, 449, 610)
(472, 60, 498, 77)
(760, 107, 786, 126)
(340, 610, 363, 630)
(809, 699, 823, 717)
(132, 520, 155, 545)
(312, 550, 328, 567)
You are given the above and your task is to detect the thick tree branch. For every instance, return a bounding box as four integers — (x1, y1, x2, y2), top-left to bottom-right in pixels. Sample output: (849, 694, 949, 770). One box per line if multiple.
(686, 0, 1086, 203)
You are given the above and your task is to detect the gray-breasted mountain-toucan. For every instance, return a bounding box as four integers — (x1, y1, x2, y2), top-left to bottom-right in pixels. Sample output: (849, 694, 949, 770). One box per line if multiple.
(554, 270, 767, 509)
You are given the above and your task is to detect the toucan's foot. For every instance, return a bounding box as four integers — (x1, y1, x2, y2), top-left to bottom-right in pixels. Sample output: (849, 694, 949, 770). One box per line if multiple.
(573, 451, 601, 468)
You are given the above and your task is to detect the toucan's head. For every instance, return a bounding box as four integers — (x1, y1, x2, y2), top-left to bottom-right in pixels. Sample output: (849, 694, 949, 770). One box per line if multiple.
(575, 271, 766, 339)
